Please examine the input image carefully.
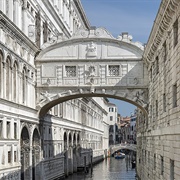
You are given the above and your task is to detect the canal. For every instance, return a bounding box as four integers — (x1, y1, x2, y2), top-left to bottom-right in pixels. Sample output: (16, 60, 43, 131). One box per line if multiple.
(65, 157, 136, 180)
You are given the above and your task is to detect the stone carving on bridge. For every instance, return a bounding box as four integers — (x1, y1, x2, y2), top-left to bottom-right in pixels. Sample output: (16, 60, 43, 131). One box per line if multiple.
(37, 88, 148, 117)
(133, 90, 148, 108)
(73, 27, 114, 39)
(86, 65, 97, 85)
(40, 91, 56, 103)
(86, 42, 97, 57)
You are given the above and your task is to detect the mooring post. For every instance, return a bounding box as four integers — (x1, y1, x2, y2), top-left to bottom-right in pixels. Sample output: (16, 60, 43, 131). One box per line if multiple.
(84, 156, 87, 173)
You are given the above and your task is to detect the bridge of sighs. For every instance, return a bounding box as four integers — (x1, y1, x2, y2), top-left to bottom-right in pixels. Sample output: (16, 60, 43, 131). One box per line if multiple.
(35, 27, 149, 117)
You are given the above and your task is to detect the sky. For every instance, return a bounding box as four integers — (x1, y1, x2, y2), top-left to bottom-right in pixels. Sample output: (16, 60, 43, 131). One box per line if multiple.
(81, 0, 161, 116)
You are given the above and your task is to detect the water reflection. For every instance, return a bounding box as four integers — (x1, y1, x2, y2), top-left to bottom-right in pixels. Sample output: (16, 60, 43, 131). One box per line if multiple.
(65, 157, 136, 180)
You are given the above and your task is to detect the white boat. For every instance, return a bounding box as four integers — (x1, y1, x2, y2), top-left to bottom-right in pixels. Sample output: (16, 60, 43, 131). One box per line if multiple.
(114, 152, 125, 159)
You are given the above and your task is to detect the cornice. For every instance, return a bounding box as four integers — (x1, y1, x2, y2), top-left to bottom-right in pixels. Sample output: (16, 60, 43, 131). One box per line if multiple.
(73, 0, 91, 30)
(143, 0, 179, 68)
(0, 11, 39, 54)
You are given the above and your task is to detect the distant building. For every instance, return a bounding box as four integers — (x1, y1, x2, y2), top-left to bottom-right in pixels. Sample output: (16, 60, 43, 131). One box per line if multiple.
(130, 111, 137, 144)
(117, 115, 131, 143)
(107, 103, 118, 145)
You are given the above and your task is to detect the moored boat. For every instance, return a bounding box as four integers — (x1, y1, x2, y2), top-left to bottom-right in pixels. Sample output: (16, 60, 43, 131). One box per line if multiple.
(114, 152, 125, 159)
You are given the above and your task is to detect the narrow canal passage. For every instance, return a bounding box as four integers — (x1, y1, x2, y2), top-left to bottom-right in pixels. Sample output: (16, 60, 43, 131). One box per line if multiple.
(65, 157, 136, 180)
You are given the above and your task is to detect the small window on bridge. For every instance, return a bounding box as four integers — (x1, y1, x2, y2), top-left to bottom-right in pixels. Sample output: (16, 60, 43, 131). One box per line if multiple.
(65, 66, 76, 77)
(108, 65, 120, 76)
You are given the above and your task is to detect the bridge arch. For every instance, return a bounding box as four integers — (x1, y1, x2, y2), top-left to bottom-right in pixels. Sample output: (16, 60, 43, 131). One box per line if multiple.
(36, 27, 149, 118)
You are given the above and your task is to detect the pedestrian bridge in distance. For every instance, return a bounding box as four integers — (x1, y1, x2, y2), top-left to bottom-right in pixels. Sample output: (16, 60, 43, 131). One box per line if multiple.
(110, 143, 137, 154)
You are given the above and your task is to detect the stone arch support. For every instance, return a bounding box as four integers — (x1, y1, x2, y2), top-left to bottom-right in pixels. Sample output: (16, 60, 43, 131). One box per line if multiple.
(37, 88, 148, 118)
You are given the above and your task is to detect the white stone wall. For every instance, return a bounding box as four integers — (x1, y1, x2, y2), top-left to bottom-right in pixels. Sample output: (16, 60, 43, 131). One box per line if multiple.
(137, 0, 180, 179)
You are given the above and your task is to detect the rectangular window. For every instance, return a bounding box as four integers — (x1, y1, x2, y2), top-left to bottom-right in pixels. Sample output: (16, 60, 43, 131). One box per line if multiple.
(163, 41, 167, 62)
(8, 151, 11, 163)
(148, 151, 150, 164)
(0, 120, 2, 138)
(163, 93, 166, 112)
(110, 116, 113, 121)
(43, 21, 48, 43)
(161, 156, 164, 175)
(156, 56, 159, 74)
(154, 154, 156, 170)
(7, 122, 10, 139)
(65, 66, 76, 77)
(170, 159, 174, 180)
(156, 100, 158, 117)
(14, 151, 17, 162)
(108, 65, 120, 76)
(14, 123, 17, 139)
(173, 19, 178, 47)
(150, 68, 152, 81)
(173, 84, 177, 108)
(109, 108, 114, 112)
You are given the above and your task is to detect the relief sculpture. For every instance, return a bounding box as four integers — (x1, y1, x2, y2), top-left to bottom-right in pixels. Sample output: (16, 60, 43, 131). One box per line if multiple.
(87, 42, 97, 57)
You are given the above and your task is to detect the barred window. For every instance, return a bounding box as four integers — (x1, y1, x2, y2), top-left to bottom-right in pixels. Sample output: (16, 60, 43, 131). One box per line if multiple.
(108, 65, 119, 76)
(65, 66, 76, 77)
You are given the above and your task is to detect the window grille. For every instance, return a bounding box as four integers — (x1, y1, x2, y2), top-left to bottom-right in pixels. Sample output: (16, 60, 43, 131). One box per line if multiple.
(108, 65, 119, 76)
(65, 66, 76, 77)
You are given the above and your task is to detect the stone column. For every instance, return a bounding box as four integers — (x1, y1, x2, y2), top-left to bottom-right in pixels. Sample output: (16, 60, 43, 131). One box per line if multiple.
(3, 62, 6, 99)
(70, 13, 73, 33)
(22, 1, 28, 36)
(2, 117, 6, 139)
(10, 118, 14, 139)
(18, 1, 23, 30)
(4, 144, 7, 165)
(0, 0, 6, 12)
(29, 132, 33, 180)
(8, 0, 14, 21)
(12, 144, 14, 165)
(14, 0, 19, 26)
(59, 0, 63, 17)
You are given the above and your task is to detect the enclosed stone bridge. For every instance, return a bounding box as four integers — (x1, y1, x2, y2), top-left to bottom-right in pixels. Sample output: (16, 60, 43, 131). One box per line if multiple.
(110, 143, 137, 155)
(36, 28, 149, 117)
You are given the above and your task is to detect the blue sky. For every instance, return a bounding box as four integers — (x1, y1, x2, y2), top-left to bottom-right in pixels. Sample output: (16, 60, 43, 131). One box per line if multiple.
(81, 0, 161, 116)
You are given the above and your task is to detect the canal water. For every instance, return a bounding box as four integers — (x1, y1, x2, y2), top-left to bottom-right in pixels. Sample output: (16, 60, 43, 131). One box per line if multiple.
(65, 157, 136, 180)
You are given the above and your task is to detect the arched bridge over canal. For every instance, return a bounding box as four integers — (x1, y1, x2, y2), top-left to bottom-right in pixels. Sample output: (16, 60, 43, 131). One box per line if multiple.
(36, 27, 149, 117)
(110, 143, 137, 155)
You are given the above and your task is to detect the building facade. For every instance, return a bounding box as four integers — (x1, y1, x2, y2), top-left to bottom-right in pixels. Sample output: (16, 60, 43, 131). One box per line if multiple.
(136, 0, 180, 179)
(107, 103, 118, 145)
(0, 0, 109, 179)
(130, 111, 136, 144)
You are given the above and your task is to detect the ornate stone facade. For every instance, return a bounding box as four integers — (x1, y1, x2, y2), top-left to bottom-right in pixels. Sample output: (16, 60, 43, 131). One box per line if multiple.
(0, 0, 108, 179)
(0, 0, 149, 180)
(137, 0, 180, 179)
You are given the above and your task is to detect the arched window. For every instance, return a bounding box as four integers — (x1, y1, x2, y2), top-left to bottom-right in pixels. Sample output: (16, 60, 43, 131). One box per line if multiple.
(22, 67, 26, 104)
(6, 57, 11, 100)
(13, 61, 18, 102)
